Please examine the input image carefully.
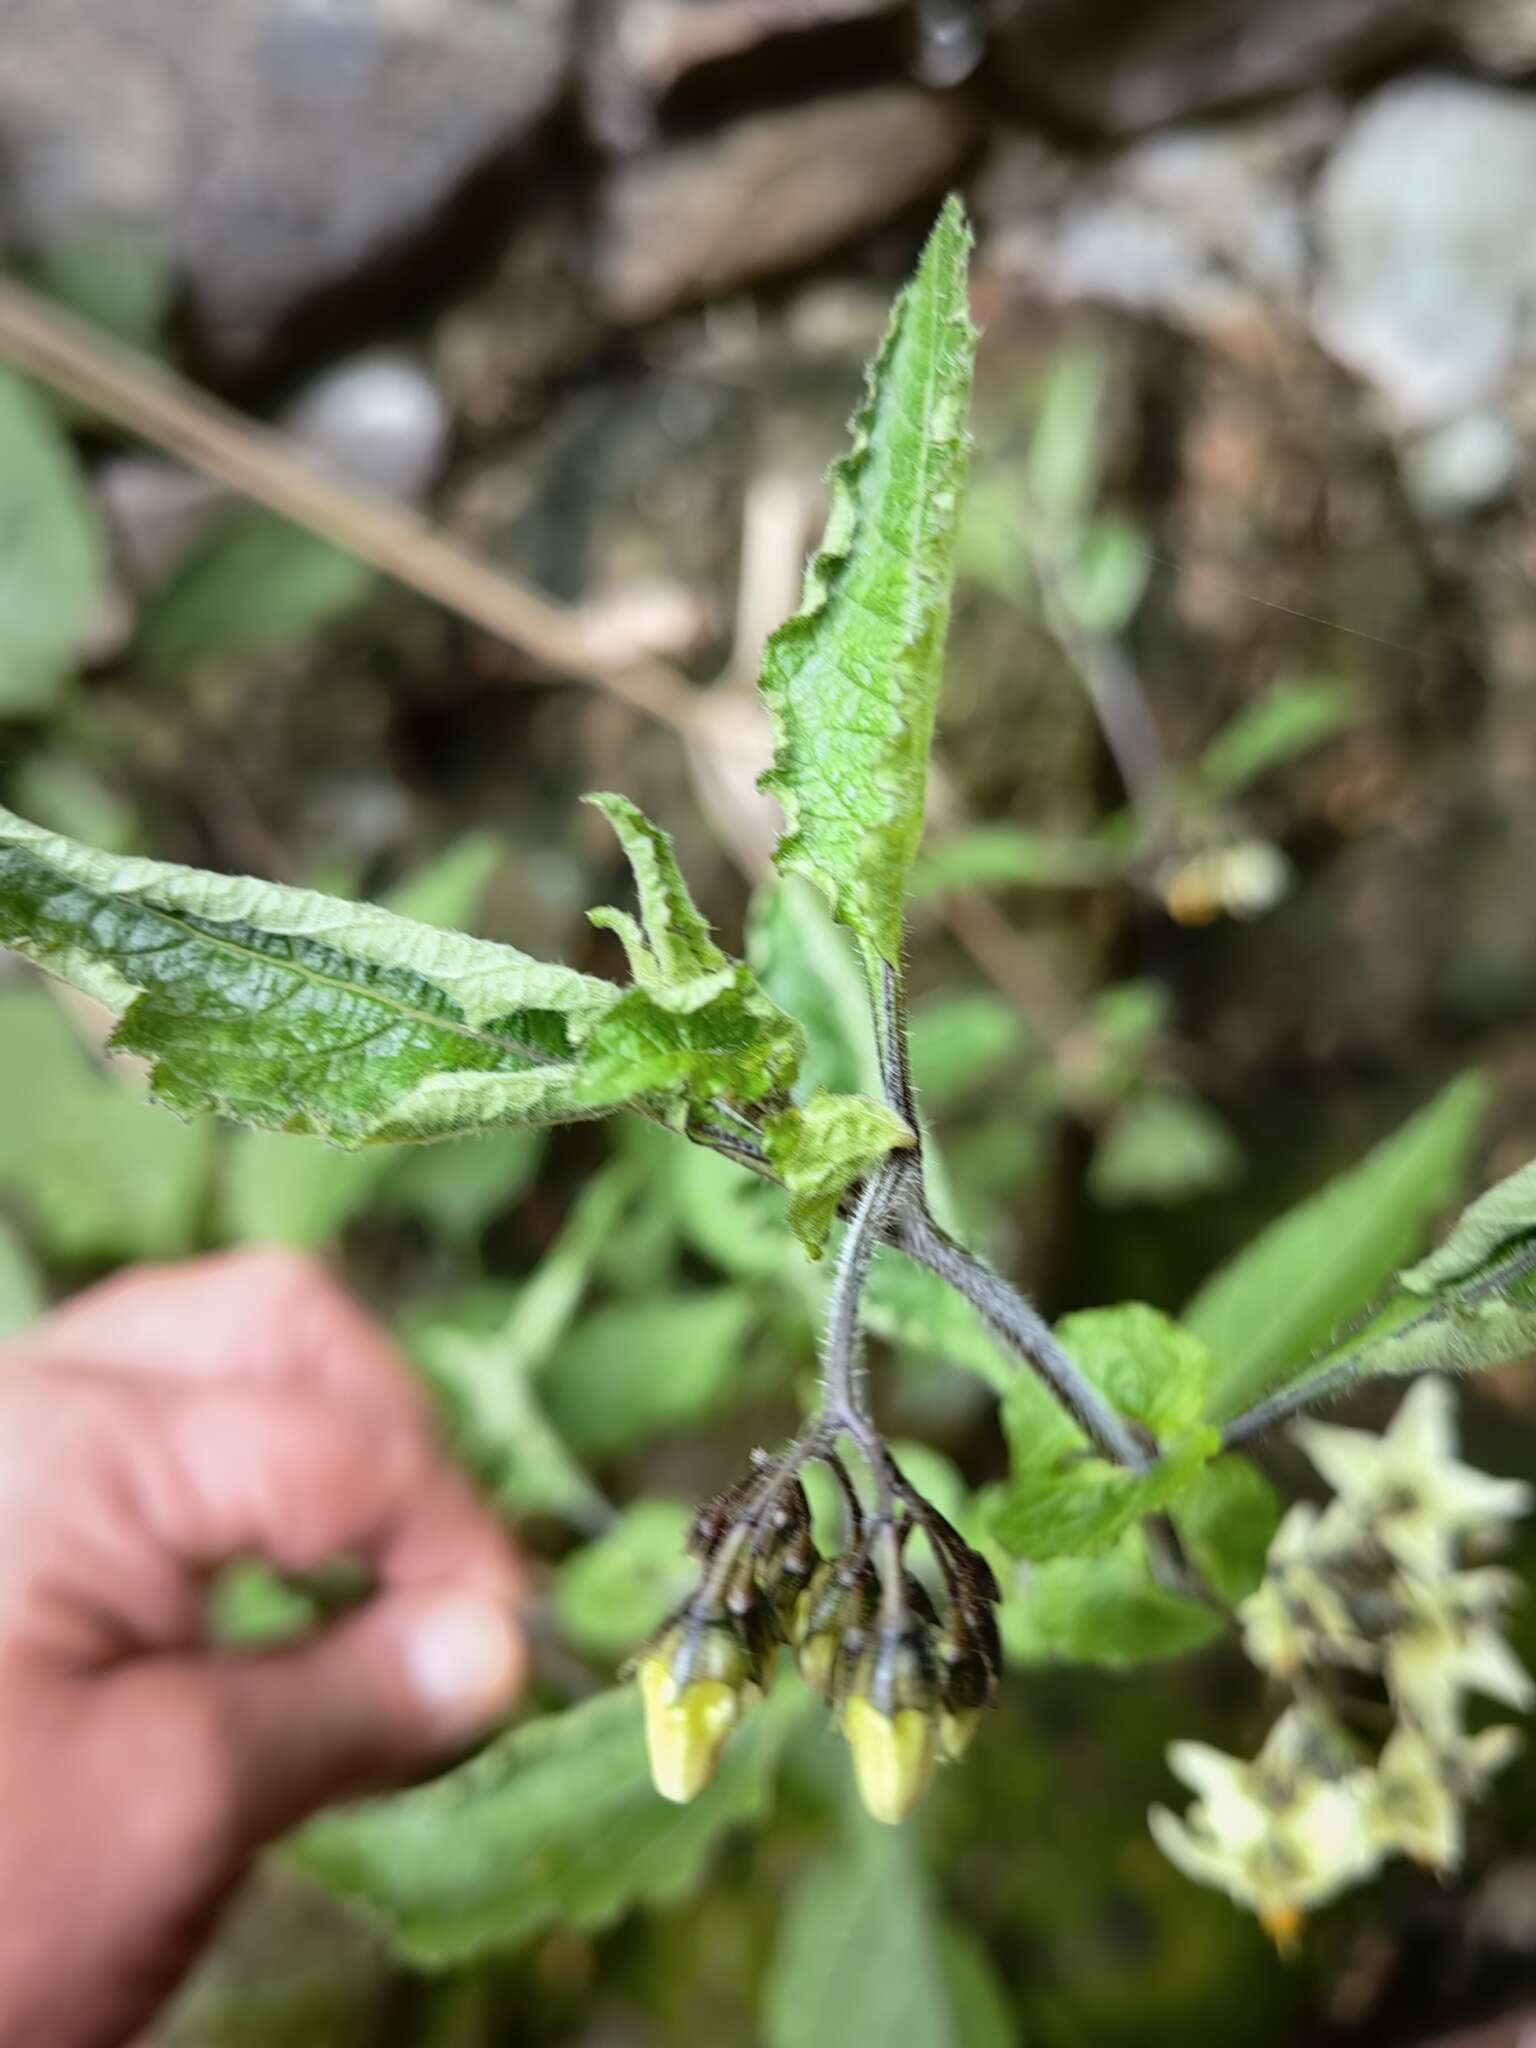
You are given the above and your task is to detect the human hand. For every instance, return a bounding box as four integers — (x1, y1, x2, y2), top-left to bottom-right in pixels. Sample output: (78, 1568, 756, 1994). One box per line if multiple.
(0, 1249, 525, 2048)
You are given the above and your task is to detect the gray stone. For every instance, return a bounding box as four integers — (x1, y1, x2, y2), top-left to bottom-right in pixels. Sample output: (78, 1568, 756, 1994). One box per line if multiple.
(0, 0, 574, 381)
(987, 0, 1424, 137)
(978, 98, 1335, 335)
(1312, 74, 1536, 426)
(1400, 411, 1522, 520)
(595, 86, 977, 323)
(280, 352, 450, 502)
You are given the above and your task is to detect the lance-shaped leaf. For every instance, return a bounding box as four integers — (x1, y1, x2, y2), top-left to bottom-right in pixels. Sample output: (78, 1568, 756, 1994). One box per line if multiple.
(758, 197, 976, 971)
(0, 805, 804, 1145)
(764, 1088, 914, 1259)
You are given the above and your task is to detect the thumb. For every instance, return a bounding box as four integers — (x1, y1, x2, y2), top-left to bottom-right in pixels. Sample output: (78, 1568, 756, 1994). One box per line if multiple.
(202, 1587, 526, 1845)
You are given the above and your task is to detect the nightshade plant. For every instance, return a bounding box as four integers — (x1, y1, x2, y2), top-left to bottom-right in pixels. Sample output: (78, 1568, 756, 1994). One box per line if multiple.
(5, 199, 1536, 1948)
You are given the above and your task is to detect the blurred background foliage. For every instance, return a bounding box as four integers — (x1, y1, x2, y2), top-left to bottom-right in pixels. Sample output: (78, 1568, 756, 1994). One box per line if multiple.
(6, 1, 1536, 2040)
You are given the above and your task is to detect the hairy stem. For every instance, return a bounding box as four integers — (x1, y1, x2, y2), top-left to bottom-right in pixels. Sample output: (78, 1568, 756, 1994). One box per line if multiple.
(891, 1198, 1150, 1471)
(820, 1157, 909, 1424)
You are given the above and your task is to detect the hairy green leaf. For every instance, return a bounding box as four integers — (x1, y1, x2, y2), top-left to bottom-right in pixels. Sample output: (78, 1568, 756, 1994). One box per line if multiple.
(0, 985, 212, 1261)
(1187, 1075, 1487, 1417)
(295, 1684, 800, 1967)
(553, 1501, 697, 1660)
(758, 198, 976, 969)
(993, 1307, 1219, 1561)
(586, 793, 725, 1001)
(0, 369, 104, 714)
(763, 1822, 1014, 2048)
(1400, 1156, 1536, 1296)
(0, 807, 800, 1146)
(764, 1089, 913, 1259)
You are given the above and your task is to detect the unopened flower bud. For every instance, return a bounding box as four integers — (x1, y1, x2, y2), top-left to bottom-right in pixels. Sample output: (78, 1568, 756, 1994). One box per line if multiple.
(794, 1558, 876, 1700)
(635, 1609, 763, 1805)
(845, 1695, 936, 1824)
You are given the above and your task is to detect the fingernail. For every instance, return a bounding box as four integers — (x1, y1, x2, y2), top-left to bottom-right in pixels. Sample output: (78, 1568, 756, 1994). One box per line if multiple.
(403, 1592, 521, 1738)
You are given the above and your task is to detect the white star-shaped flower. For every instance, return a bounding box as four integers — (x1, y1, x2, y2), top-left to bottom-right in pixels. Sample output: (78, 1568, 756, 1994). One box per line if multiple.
(1385, 1567, 1534, 1741)
(1292, 1378, 1532, 1576)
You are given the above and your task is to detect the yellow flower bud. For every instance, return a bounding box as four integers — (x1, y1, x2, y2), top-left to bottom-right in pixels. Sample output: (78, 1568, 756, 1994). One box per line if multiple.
(638, 1656, 744, 1805)
(844, 1696, 935, 1825)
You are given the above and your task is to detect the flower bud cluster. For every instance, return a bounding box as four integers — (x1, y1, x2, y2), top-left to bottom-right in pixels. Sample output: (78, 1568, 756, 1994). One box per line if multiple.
(633, 1450, 1001, 1825)
(1154, 1378, 1533, 1939)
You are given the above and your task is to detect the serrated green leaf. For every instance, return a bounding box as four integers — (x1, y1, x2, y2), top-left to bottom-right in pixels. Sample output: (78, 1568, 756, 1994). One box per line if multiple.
(0, 807, 798, 1146)
(541, 1289, 757, 1459)
(139, 510, 374, 673)
(1400, 1157, 1536, 1296)
(1001, 1528, 1225, 1669)
(0, 369, 104, 714)
(0, 985, 212, 1261)
(586, 793, 725, 999)
(1171, 1456, 1280, 1606)
(1187, 1075, 1488, 1417)
(748, 875, 882, 1099)
(1089, 1088, 1243, 1209)
(0, 1216, 43, 1340)
(295, 1683, 800, 1967)
(763, 1822, 1015, 2048)
(993, 1307, 1219, 1561)
(758, 198, 976, 970)
(553, 1500, 696, 1660)
(1196, 676, 1361, 798)
(764, 1089, 913, 1259)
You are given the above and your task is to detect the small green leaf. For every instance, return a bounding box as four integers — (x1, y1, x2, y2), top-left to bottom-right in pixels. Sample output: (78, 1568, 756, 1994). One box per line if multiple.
(382, 833, 504, 932)
(0, 1217, 43, 1340)
(1196, 676, 1361, 798)
(764, 1821, 1014, 2048)
(1059, 514, 1150, 635)
(993, 1306, 1219, 1561)
(758, 198, 976, 970)
(586, 793, 725, 999)
(0, 985, 212, 1261)
(295, 1684, 800, 1967)
(1024, 345, 1111, 526)
(911, 821, 1133, 898)
(764, 1089, 914, 1259)
(1171, 1456, 1280, 1606)
(553, 1501, 696, 1660)
(0, 369, 104, 714)
(139, 511, 374, 673)
(1001, 1528, 1225, 1669)
(541, 1289, 757, 1459)
(1187, 1075, 1488, 1417)
(387, 1129, 544, 1245)
(24, 224, 175, 355)
(1089, 1088, 1243, 1208)
(907, 992, 1023, 1108)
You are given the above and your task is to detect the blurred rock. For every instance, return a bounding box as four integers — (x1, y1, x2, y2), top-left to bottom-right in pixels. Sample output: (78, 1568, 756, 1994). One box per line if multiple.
(96, 457, 232, 593)
(280, 352, 450, 502)
(595, 86, 977, 322)
(1312, 74, 1536, 426)
(987, 0, 1425, 136)
(584, 0, 904, 152)
(978, 99, 1334, 335)
(1401, 412, 1522, 520)
(0, 0, 574, 382)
